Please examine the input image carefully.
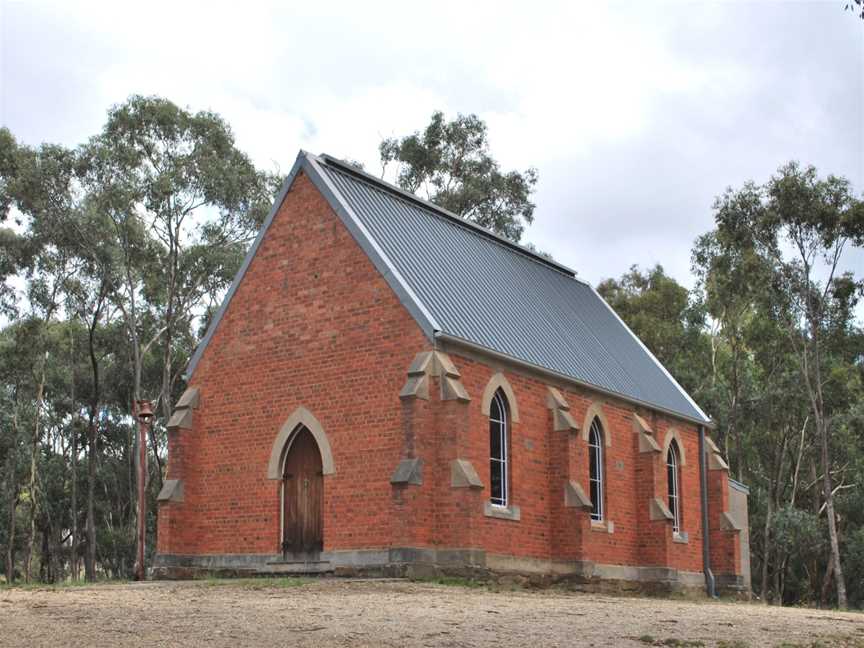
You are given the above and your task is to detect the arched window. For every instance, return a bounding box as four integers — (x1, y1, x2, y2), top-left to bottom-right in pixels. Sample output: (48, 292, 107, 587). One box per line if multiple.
(667, 440, 682, 533)
(489, 390, 509, 507)
(588, 418, 604, 522)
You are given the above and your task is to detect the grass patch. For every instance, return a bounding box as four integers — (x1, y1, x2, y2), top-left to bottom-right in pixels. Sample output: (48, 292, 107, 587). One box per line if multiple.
(635, 637, 704, 647)
(198, 576, 307, 590)
(775, 640, 864, 648)
(718, 641, 751, 648)
(413, 575, 488, 589)
(0, 578, 126, 591)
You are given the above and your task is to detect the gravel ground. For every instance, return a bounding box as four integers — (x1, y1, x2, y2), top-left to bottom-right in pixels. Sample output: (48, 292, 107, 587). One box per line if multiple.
(1, 578, 862, 648)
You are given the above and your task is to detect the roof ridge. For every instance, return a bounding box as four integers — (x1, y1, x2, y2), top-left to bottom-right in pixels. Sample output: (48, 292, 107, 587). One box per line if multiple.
(316, 153, 582, 281)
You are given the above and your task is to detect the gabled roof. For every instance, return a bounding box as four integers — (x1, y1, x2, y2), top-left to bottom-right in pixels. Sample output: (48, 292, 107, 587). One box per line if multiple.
(186, 151, 711, 426)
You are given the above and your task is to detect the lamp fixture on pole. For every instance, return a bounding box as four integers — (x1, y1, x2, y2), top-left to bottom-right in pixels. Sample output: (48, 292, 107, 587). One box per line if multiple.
(133, 399, 154, 581)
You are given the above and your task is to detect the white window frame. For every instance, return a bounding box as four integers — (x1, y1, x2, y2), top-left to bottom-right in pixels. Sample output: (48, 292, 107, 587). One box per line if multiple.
(667, 441, 681, 534)
(588, 418, 604, 522)
(489, 390, 509, 508)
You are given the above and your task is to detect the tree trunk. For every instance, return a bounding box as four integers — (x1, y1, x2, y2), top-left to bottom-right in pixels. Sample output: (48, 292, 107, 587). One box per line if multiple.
(779, 554, 789, 605)
(24, 360, 47, 583)
(760, 492, 773, 604)
(39, 525, 50, 583)
(772, 553, 782, 606)
(3, 398, 20, 584)
(819, 418, 847, 609)
(70, 329, 79, 582)
(84, 290, 105, 583)
(84, 415, 97, 582)
(120, 263, 147, 581)
(71, 425, 79, 581)
(5, 488, 19, 583)
(820, 552, 834, 609)
(803, 257, 847, 610)
(729, 339, 742, 480)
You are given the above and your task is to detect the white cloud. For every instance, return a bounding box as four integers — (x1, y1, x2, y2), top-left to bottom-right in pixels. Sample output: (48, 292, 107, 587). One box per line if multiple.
(1, 0, 861, 301)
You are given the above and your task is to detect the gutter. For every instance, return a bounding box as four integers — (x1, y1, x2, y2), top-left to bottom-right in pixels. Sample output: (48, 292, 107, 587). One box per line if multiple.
(434, 331, 715, 429)
(699, 425, 717, 598)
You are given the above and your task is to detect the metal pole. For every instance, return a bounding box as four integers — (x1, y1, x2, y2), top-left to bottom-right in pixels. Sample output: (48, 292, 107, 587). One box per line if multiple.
(133, 402, 149, 581)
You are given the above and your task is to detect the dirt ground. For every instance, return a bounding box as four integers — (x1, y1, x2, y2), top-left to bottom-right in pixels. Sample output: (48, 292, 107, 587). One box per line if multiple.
(1, 578, 862, 648)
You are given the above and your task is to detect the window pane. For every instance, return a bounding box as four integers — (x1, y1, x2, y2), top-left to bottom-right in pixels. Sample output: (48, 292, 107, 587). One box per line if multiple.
(490, 395, 501, 422)
(667, 443, 680, 531)
(589, 419, 604, 521)
(489, 391, 508, 507)
(667, 461, 675, 496)
(490, 420, 502, 459)
(490, 460, 503, 504)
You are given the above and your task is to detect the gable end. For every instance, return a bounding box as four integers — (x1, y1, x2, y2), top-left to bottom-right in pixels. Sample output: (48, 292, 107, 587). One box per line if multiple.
(184, 151, 438, 380)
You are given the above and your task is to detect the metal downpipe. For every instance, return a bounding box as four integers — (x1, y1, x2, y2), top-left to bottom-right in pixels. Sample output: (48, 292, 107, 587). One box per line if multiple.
(699, 425, 717, 598)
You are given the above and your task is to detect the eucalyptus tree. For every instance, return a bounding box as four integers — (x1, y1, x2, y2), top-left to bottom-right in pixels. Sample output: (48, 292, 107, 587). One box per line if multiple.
(380, 111, 538, 242)
(692, 183, 777, 478)
(760, 163, 862, 609)
(704, 162, 863, 608)
(0, 325, 28, 583)
(83, 96, 279, 427)
(79, 96, 279, 579)
(1, 128, 132, 581)
(0, 132, 87, 582)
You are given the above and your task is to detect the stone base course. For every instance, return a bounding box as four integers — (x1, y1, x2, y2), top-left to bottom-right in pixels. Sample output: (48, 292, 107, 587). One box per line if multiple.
(152, 548, 732, 597)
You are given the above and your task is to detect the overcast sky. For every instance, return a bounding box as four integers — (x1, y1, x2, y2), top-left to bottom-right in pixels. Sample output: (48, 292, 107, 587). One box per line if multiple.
(1, 0, 862, 292)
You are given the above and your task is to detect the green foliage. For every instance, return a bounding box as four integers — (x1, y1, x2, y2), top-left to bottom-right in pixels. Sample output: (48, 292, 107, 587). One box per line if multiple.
(772, 506, 824, 574)
(608, 163, 862, 609)
(380, 111, 538, 242)
(0, 96, 279, 584)
(636, 637, 705, 648)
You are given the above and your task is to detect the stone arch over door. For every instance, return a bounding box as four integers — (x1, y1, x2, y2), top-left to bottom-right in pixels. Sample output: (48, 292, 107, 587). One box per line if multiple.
(267, 406, 336, 480)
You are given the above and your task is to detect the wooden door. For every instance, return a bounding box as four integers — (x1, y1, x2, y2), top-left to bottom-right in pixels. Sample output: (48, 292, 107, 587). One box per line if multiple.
(282, 427, 323, 554)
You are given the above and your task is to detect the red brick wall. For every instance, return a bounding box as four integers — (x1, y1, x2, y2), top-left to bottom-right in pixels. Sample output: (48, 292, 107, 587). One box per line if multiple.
(158, 172, 739, 581)
(157, 171, 429, 556)
(445, 353, 708, 572)
(709, 469, 741, 576)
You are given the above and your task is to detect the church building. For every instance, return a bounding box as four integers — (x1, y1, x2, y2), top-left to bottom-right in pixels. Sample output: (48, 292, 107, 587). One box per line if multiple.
(154, 151, 750, 595)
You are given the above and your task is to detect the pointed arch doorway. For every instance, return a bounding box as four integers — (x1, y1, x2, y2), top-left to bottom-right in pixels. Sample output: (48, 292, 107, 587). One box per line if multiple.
(281, 426, 323, 556)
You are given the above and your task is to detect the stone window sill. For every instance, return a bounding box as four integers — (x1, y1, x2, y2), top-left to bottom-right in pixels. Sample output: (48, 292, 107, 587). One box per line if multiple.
(673, 531, 689, 544)
(590, 519, 615, 534)
(484, 501, 521, 521)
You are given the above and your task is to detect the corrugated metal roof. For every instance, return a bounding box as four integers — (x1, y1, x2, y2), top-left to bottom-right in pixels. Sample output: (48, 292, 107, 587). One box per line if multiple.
(186, 150, 709, 425)
(315, 154, 709, 424)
